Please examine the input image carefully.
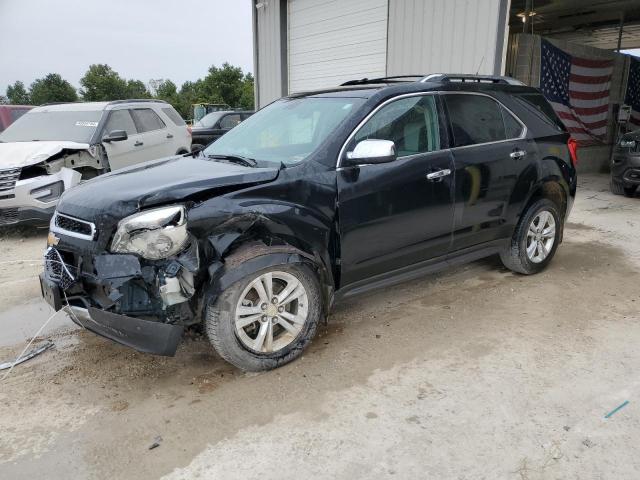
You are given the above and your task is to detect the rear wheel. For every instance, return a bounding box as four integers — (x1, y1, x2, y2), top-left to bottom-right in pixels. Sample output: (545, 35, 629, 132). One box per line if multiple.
(500, 198, 562, 275)
(205, 263, 321, 371)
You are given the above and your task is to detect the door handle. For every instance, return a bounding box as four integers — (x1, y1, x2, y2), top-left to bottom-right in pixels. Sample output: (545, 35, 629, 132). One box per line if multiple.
(166, 133, 173, 139)
(510, 149, 526, 159)
(134, 141, 144, 147)
(426, 169, 451, 181)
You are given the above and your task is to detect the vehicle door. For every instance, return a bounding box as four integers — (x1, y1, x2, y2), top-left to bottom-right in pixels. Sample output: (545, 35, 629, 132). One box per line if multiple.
(442, 93, 530, 251)
(100, 108, 143, 169)
(337, 93, 455, 286)
(129, 108, 172, 161)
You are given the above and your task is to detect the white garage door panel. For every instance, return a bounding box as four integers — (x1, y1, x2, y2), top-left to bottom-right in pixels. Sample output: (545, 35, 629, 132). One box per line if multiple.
(288, 0, 389, 93)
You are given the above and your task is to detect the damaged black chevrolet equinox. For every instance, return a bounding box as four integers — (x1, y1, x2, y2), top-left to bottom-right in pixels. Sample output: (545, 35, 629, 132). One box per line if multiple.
(40, 74, 577, 371)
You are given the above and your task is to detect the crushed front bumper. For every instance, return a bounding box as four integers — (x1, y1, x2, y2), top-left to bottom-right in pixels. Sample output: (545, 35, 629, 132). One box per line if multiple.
(39, 272, 184, 356)
(0, 167, 81, 226)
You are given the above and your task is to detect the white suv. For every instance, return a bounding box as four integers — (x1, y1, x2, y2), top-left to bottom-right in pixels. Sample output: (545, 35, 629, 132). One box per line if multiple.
(0, 100, 191, 226)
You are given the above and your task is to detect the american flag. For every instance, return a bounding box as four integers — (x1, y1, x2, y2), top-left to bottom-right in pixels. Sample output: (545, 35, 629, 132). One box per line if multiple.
(540, 39, 613, 145)
(625, 55, 640, 128)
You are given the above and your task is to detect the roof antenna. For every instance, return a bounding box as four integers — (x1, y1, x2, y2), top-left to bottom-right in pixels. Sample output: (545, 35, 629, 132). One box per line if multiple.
(475, 55, 485, 75)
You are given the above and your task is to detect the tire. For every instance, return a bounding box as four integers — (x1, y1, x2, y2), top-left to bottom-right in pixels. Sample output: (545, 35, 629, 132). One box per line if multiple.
(500, 198, 562, 275)
(205, 263, 322, 372)
(624, 185, 638, 198)
(611, 177, 625, 195)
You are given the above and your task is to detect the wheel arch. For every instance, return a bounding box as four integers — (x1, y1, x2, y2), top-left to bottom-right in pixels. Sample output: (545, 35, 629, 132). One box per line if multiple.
(519, 178, 568, 241)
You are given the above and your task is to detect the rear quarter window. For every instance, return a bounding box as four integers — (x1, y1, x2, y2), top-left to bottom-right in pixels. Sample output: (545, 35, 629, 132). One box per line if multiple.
(514, 93, 565, 132)
(161, 107, 186, 126)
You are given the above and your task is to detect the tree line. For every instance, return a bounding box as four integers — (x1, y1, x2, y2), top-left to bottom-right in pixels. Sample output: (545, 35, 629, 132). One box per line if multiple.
(0, 63, 255, 119)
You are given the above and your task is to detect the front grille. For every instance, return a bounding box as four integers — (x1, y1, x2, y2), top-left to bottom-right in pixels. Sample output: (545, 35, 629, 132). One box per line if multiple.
(44, 247, 77, 290)
(53, 212, 95, 239)
(0, 208, 18, 225)
(0, 168, 21, 195)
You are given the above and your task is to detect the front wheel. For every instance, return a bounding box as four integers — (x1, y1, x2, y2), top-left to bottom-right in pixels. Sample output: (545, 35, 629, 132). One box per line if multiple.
(205, 263, 322, 371)
(500, 198, 562, 275)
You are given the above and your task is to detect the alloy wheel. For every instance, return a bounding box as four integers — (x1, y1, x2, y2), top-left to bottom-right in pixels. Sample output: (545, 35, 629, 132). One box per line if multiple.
(234, 271, 309, 353)
(526, 210, 556, 263)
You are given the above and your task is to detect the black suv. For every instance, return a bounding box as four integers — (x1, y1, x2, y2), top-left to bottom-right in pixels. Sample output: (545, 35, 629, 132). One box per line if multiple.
(611, 130, 640, 197)
(40, 74, 577, 371)
(191, 110, 254, 151)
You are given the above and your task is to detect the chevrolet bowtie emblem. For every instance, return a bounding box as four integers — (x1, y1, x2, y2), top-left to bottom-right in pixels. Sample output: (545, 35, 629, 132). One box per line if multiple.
(47, 232, 60, 246)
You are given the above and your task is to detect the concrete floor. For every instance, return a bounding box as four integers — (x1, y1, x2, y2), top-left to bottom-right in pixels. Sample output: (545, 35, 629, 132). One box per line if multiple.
(0, 173, 639, 480)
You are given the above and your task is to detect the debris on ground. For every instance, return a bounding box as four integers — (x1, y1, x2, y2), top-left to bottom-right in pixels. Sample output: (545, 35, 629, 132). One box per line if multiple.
(149, 436, 163, 450)
(0, 340, 54, 370)
(604, 400, 629, 419)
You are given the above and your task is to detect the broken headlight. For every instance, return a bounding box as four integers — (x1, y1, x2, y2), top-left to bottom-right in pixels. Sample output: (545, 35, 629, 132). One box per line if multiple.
(110, 205, 188, 260)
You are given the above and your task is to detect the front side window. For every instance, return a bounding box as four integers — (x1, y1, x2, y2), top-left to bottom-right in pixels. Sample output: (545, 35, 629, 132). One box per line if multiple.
(0, 110, 103, 143)
(352, 95, 441, 157)
(445, 94, 507, 147)
(104, 109, 137, 136)
(204, 97, 365, 166)
(131, 108, 165, 133)
(220, 114, 242, 129)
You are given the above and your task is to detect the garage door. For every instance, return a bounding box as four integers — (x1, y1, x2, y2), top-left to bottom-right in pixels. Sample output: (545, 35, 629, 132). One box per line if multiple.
(288, 0, 388, 93)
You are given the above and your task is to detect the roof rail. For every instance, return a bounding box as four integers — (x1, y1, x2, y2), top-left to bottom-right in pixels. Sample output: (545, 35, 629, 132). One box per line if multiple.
(107, 99, 169, 105)
(421, 74, 524, 86)
(340, 75, 426, 86)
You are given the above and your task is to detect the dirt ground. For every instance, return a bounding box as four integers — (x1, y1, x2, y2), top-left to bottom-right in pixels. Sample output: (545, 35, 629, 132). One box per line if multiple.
(0, 173, 639, 480)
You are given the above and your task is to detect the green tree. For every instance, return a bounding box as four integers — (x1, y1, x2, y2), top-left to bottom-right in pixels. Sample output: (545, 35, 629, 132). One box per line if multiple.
(0, 95, 8, 105)
(6, 81, 30, 105)
(125, 79, 151, 99)
(201, 63, 246, 107)
(175, 80, 205, 118)
(29, 74, 78, 105)
(79, 64, 128, 101)
(239, 73, 255, 110)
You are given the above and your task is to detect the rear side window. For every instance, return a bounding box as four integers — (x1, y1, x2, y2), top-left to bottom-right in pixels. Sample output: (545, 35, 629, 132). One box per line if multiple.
(445, 94, 506, 147)
(161, 107, 186, 126)
(353, 95, 441, 157)
(104, 109, 137, 136)
(514, 93, 565, 132)
(131, 108, 165, 133)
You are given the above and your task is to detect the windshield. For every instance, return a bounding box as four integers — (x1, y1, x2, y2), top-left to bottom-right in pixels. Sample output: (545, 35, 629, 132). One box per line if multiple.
(195, 112, 225, 128)
(204, 97, 365, 165)
(0, 110, 103, 143)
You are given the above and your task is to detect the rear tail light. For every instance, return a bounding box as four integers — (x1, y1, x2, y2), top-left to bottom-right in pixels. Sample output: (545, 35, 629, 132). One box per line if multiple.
(568, 137, 578, 166)
(187, 125, 192, 137)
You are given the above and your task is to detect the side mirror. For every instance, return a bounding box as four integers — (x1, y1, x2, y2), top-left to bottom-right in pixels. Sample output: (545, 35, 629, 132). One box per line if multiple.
(102, 130, 128, 143)
(344, 139, 397, 166)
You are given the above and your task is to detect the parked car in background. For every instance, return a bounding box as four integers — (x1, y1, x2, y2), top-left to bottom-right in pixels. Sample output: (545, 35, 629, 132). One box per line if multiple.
(191, 110, 253, 150)
(0, 99, 191, 226)
(611, 130, 640, 197)
(40, 74, 577, 372)
(0, 105, 33, 133)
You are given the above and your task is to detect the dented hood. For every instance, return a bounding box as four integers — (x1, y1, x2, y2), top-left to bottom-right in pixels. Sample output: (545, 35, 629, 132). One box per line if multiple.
(0, 141, 90, 169)
(57, 154, 280, 222)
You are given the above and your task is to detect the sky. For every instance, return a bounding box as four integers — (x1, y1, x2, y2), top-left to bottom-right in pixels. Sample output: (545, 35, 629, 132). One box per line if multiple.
(0, 0, 254, 95)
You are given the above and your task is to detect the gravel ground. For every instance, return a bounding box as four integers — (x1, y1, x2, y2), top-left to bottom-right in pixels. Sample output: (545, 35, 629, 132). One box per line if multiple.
(0, 173, 638, 480)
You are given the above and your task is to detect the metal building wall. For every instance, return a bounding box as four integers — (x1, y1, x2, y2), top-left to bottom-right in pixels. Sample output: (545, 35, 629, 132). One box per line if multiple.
(254, 0, 287, 108)
(386, 0, 510, 76)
